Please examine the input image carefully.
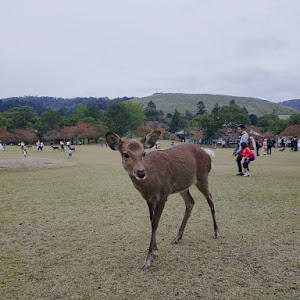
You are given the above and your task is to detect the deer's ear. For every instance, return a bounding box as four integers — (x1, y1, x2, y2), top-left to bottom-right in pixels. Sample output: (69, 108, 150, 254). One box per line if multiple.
(140, 131, 161, 149)
(106, 132, 122, 151)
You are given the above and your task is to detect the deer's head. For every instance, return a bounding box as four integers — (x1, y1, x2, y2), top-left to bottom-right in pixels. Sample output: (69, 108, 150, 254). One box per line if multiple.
(106, 131, 161, 180)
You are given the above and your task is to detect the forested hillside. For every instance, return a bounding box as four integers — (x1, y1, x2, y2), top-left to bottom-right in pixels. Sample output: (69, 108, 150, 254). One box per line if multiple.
(0, 96, 133, 115)
(1, 94, 298, 117)
(279, 99, 300, 111)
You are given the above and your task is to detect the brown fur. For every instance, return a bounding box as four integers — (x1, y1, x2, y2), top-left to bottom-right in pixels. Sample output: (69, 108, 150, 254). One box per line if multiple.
(106, 131, 218, 270)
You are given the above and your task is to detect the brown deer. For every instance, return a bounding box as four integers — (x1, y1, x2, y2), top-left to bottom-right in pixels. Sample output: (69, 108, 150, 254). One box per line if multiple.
(106, 131, 219, 270)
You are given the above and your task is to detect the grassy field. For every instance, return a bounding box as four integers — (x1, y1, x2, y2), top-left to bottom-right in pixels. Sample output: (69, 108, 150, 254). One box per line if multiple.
(0, 142, 299, 300)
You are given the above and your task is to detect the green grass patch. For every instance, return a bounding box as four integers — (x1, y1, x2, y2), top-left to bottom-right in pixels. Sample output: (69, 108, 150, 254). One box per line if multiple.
(1, 144, 299, 299)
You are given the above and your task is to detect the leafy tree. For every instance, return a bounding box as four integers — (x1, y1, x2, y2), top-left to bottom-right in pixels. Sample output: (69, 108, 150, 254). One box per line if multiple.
(147, 101, 156, 109)
(40, 110, 62, 129)
(215, 105, 249, 129)
(286, 113, 300, 126)
(212, 103, 220, 114)
(104, 102, 130, 136)
(190, 113, 219, 138)
(35, 110, 63, 138)
(58, 126, 79, 141)
(230, 99, 236, 106)
(0, 113, 12, 129)
(11, 128, 38, 144)
(168, 110, 185, 133)
(184, 110, 194, 120)
(73, 103, 87, 121)
(43, 129, 59, 143)
(249, 114, 258, 125)
(196, 101, 206, 115)
(189, 127, 203, 140)
(0, 128, 13, 143)
(4, 106, 38, 130)
(125, 101, 146, 130)
(145, 101, 164, 122)
(58, 123, 108, 143)
(257, 113, 285, 134)
(85, 105, 102, 121)
(280, 124, 300, 137)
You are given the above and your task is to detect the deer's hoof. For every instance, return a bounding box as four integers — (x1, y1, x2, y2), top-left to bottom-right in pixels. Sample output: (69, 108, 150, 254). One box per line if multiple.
(171, 240, 178, 245)
(141, 264, 150, 271)
(214, 232, 219, 239)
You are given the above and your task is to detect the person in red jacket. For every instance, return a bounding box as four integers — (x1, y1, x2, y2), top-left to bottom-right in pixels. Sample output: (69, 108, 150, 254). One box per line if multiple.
(240, 142, 255, 177)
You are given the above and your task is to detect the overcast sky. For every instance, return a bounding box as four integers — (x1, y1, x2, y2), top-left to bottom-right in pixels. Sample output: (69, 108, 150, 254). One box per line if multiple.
(1, 0, 299, 102)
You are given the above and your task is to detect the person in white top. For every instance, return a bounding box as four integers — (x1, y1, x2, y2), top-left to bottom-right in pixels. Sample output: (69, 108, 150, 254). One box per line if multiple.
(236, 124, 249, 176)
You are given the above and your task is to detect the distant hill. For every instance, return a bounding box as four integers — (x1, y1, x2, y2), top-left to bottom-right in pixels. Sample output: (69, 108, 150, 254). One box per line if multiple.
(1, 94, 298, 117)
(279, 99, 300, 111)
(0, 96, 133, 115)
(132, 93, 298, 117)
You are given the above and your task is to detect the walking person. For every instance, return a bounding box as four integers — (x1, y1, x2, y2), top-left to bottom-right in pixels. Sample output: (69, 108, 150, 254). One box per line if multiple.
(235, 124, 249, 176)
(39, 141, 44, 151)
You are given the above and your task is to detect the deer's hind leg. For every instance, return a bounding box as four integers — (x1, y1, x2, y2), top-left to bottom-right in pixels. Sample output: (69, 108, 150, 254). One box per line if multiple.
(196, 176, 219, 239)
(171, 190, 195, 244)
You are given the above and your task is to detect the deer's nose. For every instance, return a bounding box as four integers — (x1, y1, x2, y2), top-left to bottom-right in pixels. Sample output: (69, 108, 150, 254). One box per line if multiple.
(137, 170, 146, 179)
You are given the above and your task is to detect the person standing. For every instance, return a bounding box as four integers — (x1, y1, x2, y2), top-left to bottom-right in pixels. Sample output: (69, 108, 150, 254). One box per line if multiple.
(294, 136, 298, 152)
(255, 139, 261, 156)
(267, 138, 273, 155)
(60, 140, 65, 152)
(262, 139, 267, 155)
(235, 124, 249, 176)
(36, 140, 40, 151)
(280, 138, 285, 150)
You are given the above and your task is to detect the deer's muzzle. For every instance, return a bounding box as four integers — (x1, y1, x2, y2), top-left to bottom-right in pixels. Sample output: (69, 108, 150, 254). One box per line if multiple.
(136, 170, 146, 179)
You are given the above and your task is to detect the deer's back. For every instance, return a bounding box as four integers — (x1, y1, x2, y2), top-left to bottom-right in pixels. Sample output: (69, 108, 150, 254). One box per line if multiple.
(132, 144, 212, 196)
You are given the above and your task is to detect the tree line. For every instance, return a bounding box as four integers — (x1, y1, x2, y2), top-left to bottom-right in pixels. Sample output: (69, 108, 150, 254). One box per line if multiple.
(0, 99, 300, 144)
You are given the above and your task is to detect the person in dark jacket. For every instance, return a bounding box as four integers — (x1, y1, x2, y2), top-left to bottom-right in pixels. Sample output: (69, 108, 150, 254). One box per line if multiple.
(267, 138, 273, 155)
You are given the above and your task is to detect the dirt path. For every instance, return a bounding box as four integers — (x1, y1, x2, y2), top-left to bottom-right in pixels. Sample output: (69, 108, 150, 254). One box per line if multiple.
(0, 158, 73, 171)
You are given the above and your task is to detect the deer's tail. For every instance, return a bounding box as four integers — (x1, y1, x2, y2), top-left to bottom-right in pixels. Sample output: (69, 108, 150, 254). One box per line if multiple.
(202, 148, 215, 169)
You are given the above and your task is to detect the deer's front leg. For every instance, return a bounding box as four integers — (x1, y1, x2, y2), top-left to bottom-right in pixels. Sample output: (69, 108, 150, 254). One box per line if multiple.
(147, 201, 158, 255)
(142, 200, 166, 271)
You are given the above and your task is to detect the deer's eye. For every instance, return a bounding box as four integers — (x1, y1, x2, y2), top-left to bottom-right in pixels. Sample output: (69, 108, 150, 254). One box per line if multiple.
(143, 152, 146, 157)
(124, 153, 129, 158)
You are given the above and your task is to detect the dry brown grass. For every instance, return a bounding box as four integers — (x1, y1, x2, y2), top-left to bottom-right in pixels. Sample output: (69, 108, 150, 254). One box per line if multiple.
(0, 143, 299, 299)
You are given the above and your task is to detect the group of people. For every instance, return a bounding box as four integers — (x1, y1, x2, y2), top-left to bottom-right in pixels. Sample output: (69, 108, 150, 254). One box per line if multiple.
(235, 124, 255, 177)
(234, 124, 299, 177)
(290, 137, 299, 151)
(36, 140, 44, 151)
(17, 140, 74, 158)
